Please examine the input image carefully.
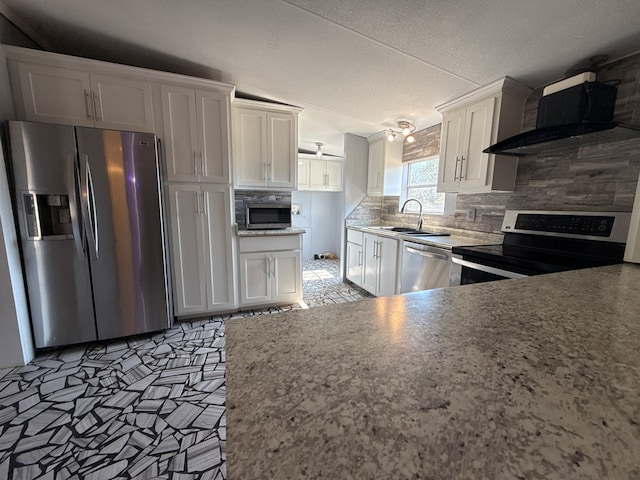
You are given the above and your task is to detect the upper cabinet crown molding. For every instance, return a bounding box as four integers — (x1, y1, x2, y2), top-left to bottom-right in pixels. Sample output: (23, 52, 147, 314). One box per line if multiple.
(2, 45, 236, 93)
(436, 76, 533, 114)
(231, 97, 303, 115)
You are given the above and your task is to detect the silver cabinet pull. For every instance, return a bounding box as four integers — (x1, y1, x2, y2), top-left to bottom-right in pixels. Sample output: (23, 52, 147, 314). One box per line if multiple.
(194, 190, 200, 215)
(454, 156, 460, 180)
(459, 155, 465, 180)
(84, 90, 93, 119)
(202, 191, 207, 216)
(193, 151, 198, 176)
(200, 151, 205, 177)
(92, 92, 101, 121)
(358, 250, 362, 266)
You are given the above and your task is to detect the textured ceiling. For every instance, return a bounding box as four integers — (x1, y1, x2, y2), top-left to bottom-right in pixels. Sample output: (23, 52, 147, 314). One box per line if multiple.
(3, 0, 640, 156)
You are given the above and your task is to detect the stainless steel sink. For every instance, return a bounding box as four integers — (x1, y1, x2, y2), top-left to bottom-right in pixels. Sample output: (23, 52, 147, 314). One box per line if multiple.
(403, 231, 450, 237)
(373, 226, 449, 237)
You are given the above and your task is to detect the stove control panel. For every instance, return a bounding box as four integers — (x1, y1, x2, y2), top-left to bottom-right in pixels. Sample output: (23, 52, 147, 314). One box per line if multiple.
(502, 210, 631, 243)
(514, 214, 614, 236)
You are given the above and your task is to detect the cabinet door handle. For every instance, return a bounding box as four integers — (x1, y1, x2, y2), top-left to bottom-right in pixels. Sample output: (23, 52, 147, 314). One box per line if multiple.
(202, 191, 207, 216)
(193, 151, 198, 176)
(358, 250, 362, 266)
(459, 155, 465, 180)
(194, 190, 200, 215)
(92, 92, 101, 121)
(376, 172, 381, 188)
(271, 257, 276, 278)
(84, 90, 93, 119)
(453, 156, 460, 180)
(266, 257, 270, 278)
(200, 151, 205, 177)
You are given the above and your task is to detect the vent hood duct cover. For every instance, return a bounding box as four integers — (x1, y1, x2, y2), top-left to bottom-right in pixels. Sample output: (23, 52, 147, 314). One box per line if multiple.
(484, 122, 640, 157)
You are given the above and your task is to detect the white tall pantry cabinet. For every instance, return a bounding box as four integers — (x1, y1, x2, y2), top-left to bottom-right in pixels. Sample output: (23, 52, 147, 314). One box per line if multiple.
(4, 45, 238, 318)
(159, 85, 237, 316)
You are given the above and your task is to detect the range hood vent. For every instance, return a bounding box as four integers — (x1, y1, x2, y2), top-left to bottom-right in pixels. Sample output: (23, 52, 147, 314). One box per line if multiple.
(485, 78, 640, 156)
(484, 122, 640, 156)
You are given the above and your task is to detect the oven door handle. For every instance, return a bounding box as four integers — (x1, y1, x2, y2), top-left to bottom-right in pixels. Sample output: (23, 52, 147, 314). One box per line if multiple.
(451, 256, 528, 279)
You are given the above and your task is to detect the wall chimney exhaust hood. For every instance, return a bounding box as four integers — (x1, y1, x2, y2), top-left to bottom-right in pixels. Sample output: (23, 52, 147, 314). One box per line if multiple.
(484, 79, 640, 156)
(484, 121, 640, 156)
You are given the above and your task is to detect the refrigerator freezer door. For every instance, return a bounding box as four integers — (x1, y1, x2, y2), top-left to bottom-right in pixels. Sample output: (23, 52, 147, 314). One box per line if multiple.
(8, 121, 97, 348)
(76, 127, 170, 339)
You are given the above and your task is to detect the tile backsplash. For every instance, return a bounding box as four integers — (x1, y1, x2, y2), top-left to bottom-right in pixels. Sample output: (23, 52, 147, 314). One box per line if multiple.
(234, 190, 291, 228)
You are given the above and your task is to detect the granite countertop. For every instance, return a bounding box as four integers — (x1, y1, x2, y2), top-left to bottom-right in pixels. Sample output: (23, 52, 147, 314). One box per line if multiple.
(348, 225, 501, 249)
(227, 263, 640, 479)
(236, 227, 306, 237)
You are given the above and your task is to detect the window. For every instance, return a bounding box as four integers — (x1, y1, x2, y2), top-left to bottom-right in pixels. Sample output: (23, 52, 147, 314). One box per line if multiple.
(400, 156, 446, 214)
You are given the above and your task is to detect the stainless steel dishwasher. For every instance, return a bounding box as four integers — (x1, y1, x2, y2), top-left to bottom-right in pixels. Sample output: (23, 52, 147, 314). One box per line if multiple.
(400, 240, 456, 293)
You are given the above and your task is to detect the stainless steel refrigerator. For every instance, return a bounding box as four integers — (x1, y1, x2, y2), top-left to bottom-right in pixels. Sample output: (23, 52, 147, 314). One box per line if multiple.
(8, 121, 171, 348)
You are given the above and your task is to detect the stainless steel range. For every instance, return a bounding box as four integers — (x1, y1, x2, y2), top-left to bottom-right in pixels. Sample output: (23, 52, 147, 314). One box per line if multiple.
(451, 210, 631, 285)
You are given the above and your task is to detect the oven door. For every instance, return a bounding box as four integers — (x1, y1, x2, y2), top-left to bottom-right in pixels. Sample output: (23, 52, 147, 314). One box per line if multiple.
(451, 255, 528, 285)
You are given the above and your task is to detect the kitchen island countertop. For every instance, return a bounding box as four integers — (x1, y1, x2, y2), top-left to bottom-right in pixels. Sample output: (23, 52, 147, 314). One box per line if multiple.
(227, 263, 640, 479)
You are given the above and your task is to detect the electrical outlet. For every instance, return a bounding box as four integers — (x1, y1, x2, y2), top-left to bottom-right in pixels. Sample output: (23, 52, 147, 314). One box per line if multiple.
(467, 208, 476, 221)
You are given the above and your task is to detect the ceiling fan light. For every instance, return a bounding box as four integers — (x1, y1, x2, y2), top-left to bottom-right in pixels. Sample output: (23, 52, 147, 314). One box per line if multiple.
(406, 134, 416, 144)
(387, 131, 396, 142)
(402, 126, 411, 136)
(315, 142, 323, 158)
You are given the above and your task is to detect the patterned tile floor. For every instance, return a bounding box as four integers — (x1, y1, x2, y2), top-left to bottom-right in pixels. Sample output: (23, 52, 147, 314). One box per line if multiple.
(0, 259, 370, 479)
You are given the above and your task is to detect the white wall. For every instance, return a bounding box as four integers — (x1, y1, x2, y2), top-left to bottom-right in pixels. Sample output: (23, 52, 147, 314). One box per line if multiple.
(292, 190, 342, 260)
(0, 46, 34, 367)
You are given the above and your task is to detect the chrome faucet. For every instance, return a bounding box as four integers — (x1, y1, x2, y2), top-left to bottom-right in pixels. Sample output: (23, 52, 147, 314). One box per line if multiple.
(400, 198, 423, 231)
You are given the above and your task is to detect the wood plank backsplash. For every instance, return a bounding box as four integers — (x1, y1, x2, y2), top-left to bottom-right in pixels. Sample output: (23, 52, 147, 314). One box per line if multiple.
(348, 51, 640, 234)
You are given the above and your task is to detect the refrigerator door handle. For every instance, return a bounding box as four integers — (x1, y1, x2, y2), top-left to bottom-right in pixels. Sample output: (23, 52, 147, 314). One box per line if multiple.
(81, 155, 99, 259)
(67, 155, 84, 257)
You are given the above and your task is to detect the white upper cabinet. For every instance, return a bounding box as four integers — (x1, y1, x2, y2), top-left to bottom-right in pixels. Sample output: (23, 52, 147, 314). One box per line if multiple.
(297, 154, 343, 191)
(161, 85, 230, 183)
(15, 62, 155, 132)
(367, 132, 403, 196)
(232, 99, 301, 190)
(436, 76, 532, 193)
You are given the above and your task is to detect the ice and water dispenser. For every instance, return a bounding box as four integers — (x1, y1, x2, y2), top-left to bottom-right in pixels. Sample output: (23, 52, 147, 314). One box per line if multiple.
(23, 193, 73, 239)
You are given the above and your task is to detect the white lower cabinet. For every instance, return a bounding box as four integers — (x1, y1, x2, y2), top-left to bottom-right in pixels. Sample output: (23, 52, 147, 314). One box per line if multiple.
(168, 184, 235, 316)
(238, 235, 302, 307)
(346, 229, 364, 285)
(362, 232, 399, 296)
(346, 229, 398, 296)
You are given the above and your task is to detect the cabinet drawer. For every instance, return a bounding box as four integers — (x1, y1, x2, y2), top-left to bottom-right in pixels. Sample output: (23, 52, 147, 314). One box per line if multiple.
(347, 229, 363, 245)
(238, 234, 302, 253)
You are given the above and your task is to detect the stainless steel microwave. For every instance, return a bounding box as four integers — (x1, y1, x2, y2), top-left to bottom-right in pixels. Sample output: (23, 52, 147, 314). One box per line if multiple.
(245, 203, 292, 230)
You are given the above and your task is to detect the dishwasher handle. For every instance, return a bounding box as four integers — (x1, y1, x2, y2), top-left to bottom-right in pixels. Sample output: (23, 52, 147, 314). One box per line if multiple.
(404, 246, 449, 261)
(451, 256, 528, 279)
